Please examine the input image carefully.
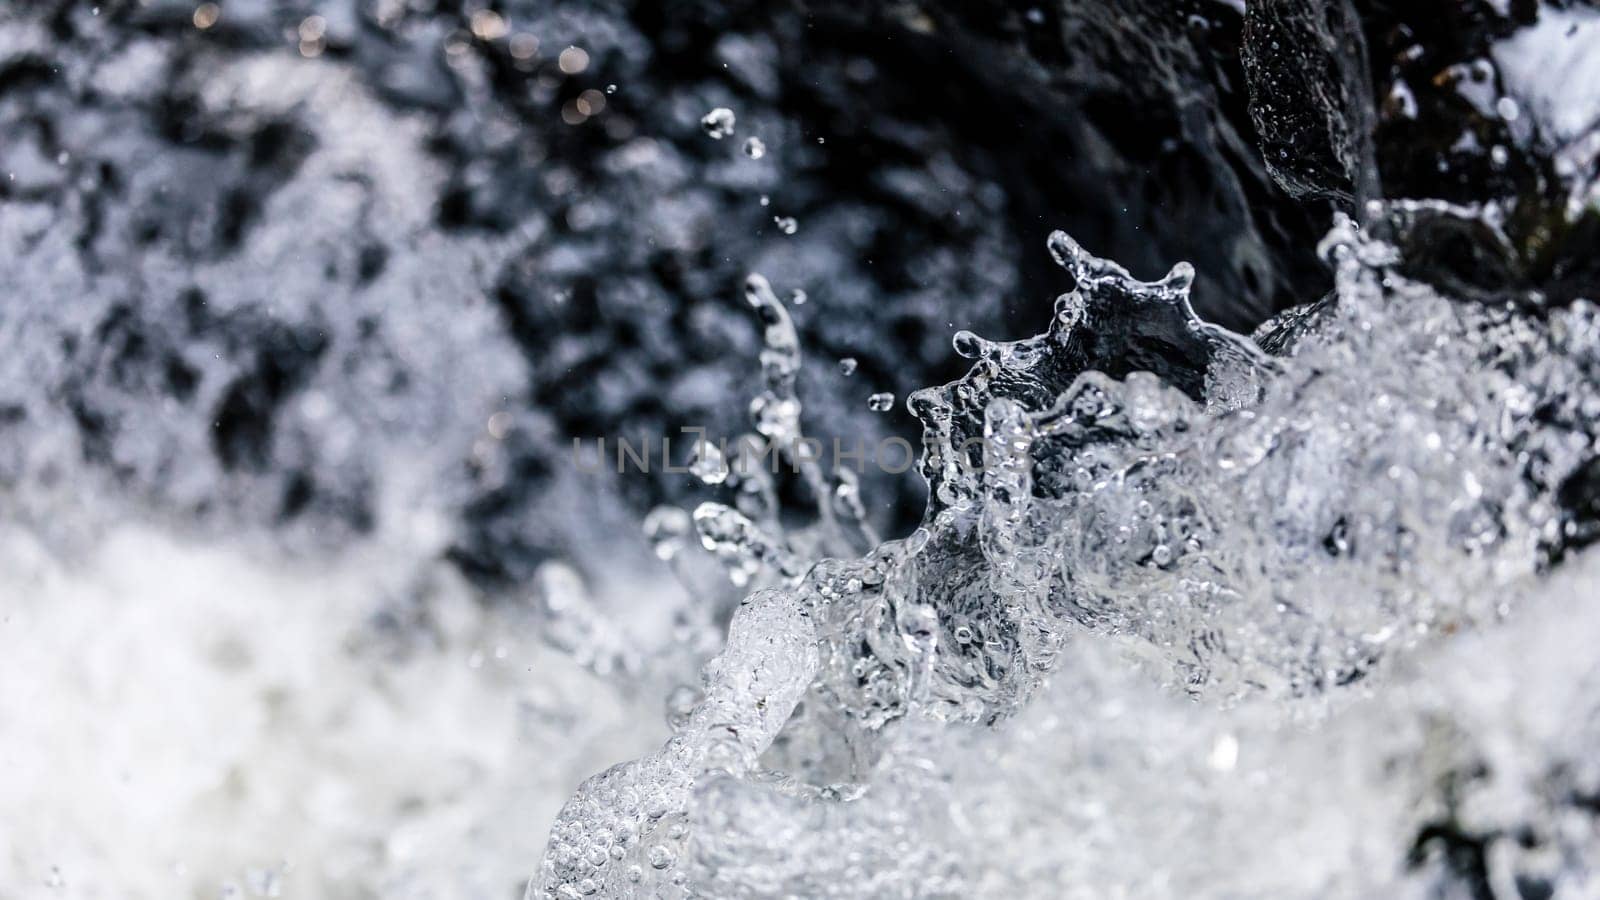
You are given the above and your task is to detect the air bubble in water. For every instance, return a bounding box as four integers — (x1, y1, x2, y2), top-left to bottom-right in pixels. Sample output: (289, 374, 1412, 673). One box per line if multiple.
(742, 136, 766, 159)
(868, 392, 895, 412)
(700, 107, 736, 139)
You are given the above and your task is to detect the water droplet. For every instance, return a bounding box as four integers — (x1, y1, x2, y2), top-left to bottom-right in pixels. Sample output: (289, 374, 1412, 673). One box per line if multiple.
(469, 9, 507, 40)
(510, 33, 539, 60)
(701, 107, 736, 139)
(838, 357, 858, 376)
(192, 3, 219, 29)
(643, 506, 692, 561)
(773, 216, 798, 235)
(868, 392, 895, 412)
(790, 289, 807, 305)
(690, 438, 729, 485)
(743, 136, 766, 159)
(558, 46, 590, 74)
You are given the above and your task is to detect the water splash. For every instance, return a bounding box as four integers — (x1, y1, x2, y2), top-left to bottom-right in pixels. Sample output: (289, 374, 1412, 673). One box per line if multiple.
(535, 219, 1600, 897)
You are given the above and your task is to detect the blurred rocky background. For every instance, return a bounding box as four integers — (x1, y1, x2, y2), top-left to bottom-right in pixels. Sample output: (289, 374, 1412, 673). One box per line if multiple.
(5, 0, 1593, 593)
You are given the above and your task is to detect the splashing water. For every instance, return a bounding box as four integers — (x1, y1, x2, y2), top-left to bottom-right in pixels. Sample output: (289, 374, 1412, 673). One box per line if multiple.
(535, 211, 1600, 898)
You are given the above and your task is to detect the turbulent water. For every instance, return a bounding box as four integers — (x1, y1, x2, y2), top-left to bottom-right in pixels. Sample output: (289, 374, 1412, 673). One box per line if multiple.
(3, 1, 1599, 898)
(534, 208, 1600, 897)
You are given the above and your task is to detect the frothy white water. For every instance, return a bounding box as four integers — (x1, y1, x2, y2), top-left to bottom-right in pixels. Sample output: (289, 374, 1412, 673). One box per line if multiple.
(0, 524, 664, 898)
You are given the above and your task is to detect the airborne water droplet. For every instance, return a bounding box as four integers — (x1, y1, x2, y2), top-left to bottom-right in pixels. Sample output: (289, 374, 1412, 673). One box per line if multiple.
(690, 439, 729, 485)
(838, 357, 857, 376)
(790, 289, 807, 305)
(642, 506, 692, 560)
(773, 216, 798, 235)
(700, 107, 736, 139)
(868, 392, 895, 412)
(743, 136, 766, 159)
